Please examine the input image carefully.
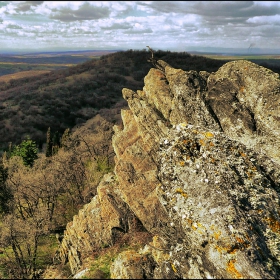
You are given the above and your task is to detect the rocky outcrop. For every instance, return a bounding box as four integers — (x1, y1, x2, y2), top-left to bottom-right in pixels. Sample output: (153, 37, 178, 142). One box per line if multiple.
(60, 59, 280, 278)
(59, 173, 146, 274)
(206, 60, 280, 161)
(110, 60, 280, 278)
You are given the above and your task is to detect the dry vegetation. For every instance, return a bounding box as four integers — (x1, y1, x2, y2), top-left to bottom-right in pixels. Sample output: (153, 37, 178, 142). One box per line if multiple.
(0, 70, 51, 83)
(0, 114, 116, 279)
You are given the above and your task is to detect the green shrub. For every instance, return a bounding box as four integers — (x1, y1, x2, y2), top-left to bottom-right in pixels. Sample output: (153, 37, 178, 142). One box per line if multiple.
(10, 138, 38, 167)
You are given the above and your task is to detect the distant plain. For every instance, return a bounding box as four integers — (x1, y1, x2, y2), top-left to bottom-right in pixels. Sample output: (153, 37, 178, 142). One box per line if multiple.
(0, 50, 118, 78)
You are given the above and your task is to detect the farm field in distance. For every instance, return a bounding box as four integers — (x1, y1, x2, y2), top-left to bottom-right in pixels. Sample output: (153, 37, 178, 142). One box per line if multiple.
(0, 50, 119, 79)
(195, 53, 280, 60)
(0, 70, 51, 83)
(191, 52, 280, 68)
(1, 50, 280, 82)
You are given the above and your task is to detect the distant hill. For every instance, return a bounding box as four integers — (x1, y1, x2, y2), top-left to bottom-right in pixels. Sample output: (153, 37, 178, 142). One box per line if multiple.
(0, 70, 51, 83)
(0, 49, 279, 153)
(0, 50, 119, 76)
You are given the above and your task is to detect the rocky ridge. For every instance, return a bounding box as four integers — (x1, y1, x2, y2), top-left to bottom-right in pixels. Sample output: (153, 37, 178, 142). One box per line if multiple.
(59, 59, 280, 278)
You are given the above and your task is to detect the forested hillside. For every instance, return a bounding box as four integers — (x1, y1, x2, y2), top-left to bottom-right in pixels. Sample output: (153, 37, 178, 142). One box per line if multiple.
(0, 49, 279, 154)
(0, 112, 118, 278)
(0, 49, 231, 153)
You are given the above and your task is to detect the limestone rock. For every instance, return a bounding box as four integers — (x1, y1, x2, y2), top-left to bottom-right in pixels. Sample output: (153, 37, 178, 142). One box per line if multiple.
(110, 250, 156, 279)
(111, 60, 280, 278)
(59, 173, 143, 274)
(73, 268, 89, 279)
(154, 124, 280, 279)
(61, 59, 280, 278)
(112, 107, 169, 232)
(206, 60, 280, 162)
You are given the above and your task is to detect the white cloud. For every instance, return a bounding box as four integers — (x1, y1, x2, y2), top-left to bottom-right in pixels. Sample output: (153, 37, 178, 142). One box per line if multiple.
(247, 14, 280, 25)
(0, 1, 279, 52)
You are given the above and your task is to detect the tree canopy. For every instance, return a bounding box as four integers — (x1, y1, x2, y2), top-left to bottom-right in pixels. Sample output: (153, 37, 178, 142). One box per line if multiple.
(11, 138, 38, 167)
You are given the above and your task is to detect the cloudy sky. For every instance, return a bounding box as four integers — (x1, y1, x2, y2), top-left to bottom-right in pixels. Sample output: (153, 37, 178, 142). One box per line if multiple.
(0, 1, 280, 53)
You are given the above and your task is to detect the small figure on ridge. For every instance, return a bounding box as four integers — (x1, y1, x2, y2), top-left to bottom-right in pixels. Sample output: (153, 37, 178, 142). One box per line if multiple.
(146, 46, 170, 72)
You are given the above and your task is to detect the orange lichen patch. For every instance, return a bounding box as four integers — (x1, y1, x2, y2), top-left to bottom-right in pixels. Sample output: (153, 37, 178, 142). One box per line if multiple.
(239, 86, 245, 93)
(239, 151, 246, 158)
(197, 222, 206, 234)
(213, 231, 222, 240)
(190, 221, 200, 231)
(226, 259, 242, 279)
(215, 245, 238, 255)
(205, 132, 214, 138)
(235, 236, 250, 249)
(192, 224, 197, 230)
(251, 166, 257, 172)
(245, 233, 251, 241)
(183, 139, 190, 144)
(199, 139, 205, 146)
(186, 219, 193, 225)
(153, 235, 160, 242)
(210, 157, 215, 163)
(235, 237, 244, 243)
(142, 256, 148, 262)
(228, 248, 239, 254)
(180, 161, 185, 166)
(264, 214, 280, 233)
(171, 263, 177, 273)
(215, 245, 224, 254)
(245, 171, 254, 179)
(209, 141, 215, 146)
(175, 188, 188, 198)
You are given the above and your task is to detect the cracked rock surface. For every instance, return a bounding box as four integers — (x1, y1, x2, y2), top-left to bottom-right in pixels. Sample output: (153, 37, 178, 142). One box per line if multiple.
(111, 60, 280, 278)
(60, 59, 280, 278)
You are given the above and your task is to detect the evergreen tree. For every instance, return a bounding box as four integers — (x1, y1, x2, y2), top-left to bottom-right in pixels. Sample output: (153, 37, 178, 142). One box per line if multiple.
(60, 128, 71, 149)
(11, 138, 38, 167)
(52, 130, 60, 155)
(0, 162, 12, 213)
(46, 127, 53, 157)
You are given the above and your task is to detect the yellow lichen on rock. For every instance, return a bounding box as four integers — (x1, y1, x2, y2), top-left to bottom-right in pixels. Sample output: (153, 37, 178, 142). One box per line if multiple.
(226, 259, 242, 279)
(204, 132, 214, 138)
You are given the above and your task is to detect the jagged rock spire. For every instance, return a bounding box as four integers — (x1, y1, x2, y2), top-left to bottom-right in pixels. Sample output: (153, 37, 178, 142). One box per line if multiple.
(146, 46, 171, 72)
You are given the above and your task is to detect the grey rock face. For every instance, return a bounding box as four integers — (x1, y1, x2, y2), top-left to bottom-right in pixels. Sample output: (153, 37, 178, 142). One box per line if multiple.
(111, 60, 280, 278)
(206, 60, 280, 163)
(60, 59, 280, 278)
(59, 173, 145, 275)
(154, 124, 280, 279)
